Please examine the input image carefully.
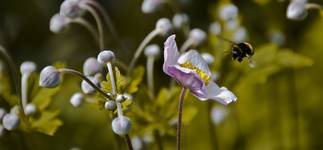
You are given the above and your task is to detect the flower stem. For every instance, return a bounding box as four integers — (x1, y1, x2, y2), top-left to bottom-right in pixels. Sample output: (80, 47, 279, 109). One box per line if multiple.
(177, 87, 187, 150)
(306, 3, 323, 10)
(179, 38, 194, 53)
(153, 129, 164, 150)
(21, 73, 30, 109)
(146, 57, 155, 99)
(125, 134, 134, 150)
(58, 68, 112, 99)
(71, 18, 99, 46)
(81, 4, 105, 49)
(128, 29, 160, 75)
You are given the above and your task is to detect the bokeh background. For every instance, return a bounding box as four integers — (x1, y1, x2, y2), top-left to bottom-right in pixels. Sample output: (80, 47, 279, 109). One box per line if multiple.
(1, 0, 323, 149)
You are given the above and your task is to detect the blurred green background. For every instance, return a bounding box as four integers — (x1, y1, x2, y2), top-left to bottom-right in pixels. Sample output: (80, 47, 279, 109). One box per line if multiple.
(1, 0, 323, 149)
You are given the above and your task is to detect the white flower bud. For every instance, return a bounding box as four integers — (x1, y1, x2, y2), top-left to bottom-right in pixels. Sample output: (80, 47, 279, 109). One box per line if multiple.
(0, 124, 4, 137)
(104, 101, 116, 110)
(234, 27, 247, 43)
(2, 113, 20, 131)
(70, 92, 84, 107)
(211, 106, 229, 125)
(225, 19, 238, 30)
(209, 22, 221, 35)
(112, 116, 132, 136)
(141, 0, 163, 14)
(20, 61, 37, 75)
(81, 76, 99, 94)
(0, 108, 6, 120)
(143, 134, 154, 144)
(132, 136, 143, 150)
(60, 0, 83, 18)
(219, 4, 239, 21)
(97, 50, 115, 64)
(172, 13, 189, 29)
(50, 14, 70, 33)
(39, 66, 61, 88)
(116, 94, 126, 103)
(10, 105, 20, 115)
(287, 0, 307, 20)
(155, 18, 172, 36)
(24, 103, 37, 116)
(144, 44, 160, 57)
(189, 28, 207, 45)
(201, 53, 215, 65)
(83, 57, 103, 76)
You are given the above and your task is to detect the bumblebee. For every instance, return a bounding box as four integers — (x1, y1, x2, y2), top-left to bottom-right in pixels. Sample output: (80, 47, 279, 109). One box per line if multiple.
(231, 42, 254, 62)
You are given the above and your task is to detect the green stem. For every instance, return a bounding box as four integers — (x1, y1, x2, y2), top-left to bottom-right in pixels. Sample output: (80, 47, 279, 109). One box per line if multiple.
(177, 87, 187, 150)
(71, 18, 99, 46)
(146, 57, 155, 99)
(128, 29, 160, 75)
(153, 130, 164, 150)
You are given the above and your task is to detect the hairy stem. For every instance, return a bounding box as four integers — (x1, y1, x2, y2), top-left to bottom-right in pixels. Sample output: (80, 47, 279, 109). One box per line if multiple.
(128, 29, 160, 75)
(58, 68, 112, 99)
(177, 88, 187, 150)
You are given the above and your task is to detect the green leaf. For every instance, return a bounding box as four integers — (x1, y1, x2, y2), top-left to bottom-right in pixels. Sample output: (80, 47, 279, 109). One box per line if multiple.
(126, 66, 144, 94)
(30, 109, 63, 136)
(181, 106, 198, 125)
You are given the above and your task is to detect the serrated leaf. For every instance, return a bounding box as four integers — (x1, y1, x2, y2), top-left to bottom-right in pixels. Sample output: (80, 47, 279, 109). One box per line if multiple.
(30, 109, 63, 136)
(126, 66, 144, 94)
(31, 87, 60, 110)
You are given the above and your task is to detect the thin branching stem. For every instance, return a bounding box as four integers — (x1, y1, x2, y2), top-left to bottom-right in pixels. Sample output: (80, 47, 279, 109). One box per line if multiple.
(177, 87, 187, 150)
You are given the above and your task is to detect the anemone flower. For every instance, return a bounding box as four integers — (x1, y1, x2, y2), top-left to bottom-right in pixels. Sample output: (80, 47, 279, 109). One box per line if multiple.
(163, 35, 237, 150)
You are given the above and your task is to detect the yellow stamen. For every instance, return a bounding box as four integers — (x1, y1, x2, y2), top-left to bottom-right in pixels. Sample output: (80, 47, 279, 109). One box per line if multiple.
(180, 62, 211, 85)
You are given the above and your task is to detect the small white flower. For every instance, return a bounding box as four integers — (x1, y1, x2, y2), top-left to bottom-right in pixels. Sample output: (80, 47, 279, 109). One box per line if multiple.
(189, 28, 207, 46)
(83, 57, 103, 76)
(287, 0, 308, 20)
(144, 44, 161, 57)
(20, 61, 37, 75)
(60, 0, 84, 18)
(97, 50, 115, 64)
(24, 103, 37, 116)
(50, 14, 70, 33)
(112, 116, 132, 136)
(172, 13, 189, 29)
(39, 66, 61, 88)
(2, 113, 20, 131)
(81, 76, 99, 94)
(141, 0, 164, 14)
(105, 101, 116, 110)
(155, 18, 172, 36)
(219, 4, 239, 21)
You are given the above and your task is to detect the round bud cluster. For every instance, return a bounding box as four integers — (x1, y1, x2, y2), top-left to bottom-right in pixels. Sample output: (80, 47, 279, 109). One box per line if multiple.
(83, 57, 103, 76)
(144, 44, 160, 57)
(201, 53, 215, 65)
(50, 14, 70, 33)
(60, 0, 84, 19)
(172, 13, 189, 29)
(141, 0, 163, 14)
(97, 50, 115, 64)
(189, 28, 207, 45)
(24, 103, 37, 116)
(20, 61, 37, 75)
(111, 116, 132, 136)
(2, 113, 20, 131)
(287, 0, 307, 21)
(70, 92, 84, 107)
(155, 18, 172, 36)
(219, 4, 239, 21)
(81, 76, 100, 94)
(104, 101, 116, 110)
(39, 66, 61, 88)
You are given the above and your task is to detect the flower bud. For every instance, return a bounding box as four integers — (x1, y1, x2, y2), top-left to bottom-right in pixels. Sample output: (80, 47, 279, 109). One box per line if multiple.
(172, 13, 189, 29)
(83, 57, 103, 76)
(219, 4, 239, 21)
(233, 27, 247, 43)
(112, 116, 132, 136)
(50, 14, 70, 33)
(10, 105, 20, 115)
(39, 66, 61, 88)
(189, 28, 207, 45)
(60, 0, 83, 18)
(70, 92, 84, 107)
(271, 31, 285, 46)
(201, 53, 215, 65)
(209, 22, 221, 35)
(20, 61, 37, 75)
(287, 0, 307, 20)
(97, 50, 115, 64)
(24, 103, 37, 116)
(132, 136, 143, 150)
(211, 106, 228, 125)
(155, 18, 172, 36)
(0, 108, 6, 120)
(104, 101, 116, 110)
(141, 0, 163, 14)
(144, 44, 160, 57)
(225, 19, 238, 30)
(81, 76, 99, 94)
(2, 113, 20, 131)
(116, 94, 126, 103)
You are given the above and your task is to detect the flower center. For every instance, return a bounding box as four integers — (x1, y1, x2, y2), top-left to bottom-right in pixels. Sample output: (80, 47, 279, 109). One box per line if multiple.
(180, 62, 211, 85)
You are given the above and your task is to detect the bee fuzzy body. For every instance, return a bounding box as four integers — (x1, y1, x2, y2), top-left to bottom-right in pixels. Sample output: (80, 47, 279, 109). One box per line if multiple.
(231, 42, 254, 62)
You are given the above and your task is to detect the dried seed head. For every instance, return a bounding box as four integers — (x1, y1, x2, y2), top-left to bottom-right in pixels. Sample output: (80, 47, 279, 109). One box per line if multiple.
(20, 61, 37, 75)
(111, 116, 132, 136)
(39, 66, 61, 88)
(83, 57, 103, 76)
